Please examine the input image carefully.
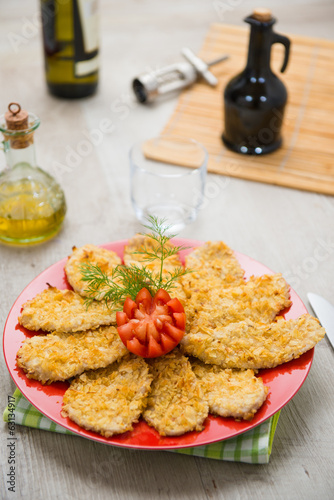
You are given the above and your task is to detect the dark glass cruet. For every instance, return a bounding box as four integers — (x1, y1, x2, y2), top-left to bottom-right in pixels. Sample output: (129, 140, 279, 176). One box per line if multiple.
(222, 9, 291, 155)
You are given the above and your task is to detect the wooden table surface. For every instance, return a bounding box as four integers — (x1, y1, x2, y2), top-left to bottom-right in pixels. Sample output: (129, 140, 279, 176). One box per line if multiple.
(1, 1, 333, 499)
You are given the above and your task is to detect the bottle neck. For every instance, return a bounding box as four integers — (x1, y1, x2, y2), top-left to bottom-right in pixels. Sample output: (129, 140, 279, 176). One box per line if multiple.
(246, 25, 273, 75)
(0, 112, 40, 171)
(3, 141, 37, 169)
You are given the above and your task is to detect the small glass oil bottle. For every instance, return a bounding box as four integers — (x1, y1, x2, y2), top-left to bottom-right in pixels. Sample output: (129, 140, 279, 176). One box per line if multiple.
(0, 103, 66, 245)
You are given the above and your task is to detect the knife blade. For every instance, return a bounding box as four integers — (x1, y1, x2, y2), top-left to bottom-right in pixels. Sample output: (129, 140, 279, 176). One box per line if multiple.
(307, 293, 334, 350)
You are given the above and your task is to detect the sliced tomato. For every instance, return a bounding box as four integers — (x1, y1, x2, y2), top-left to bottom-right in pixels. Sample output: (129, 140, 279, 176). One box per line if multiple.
(127, 338, 147, 358)
(135, 288, 152, 312)
(116, 288, 186, 358)
(147, 322, 160, 342)
(117, 322, 136, 343)
(167, 297, 184, 313)
(163, 322, 184, 343)
(173, 312, 186, 330)
(153, 289, 171, 306)
(147, 336, 164, 358)
(160, 333, 176, 353)
(123, 297, 137, 319)
(116, 311, 128, 326)
(134, 321, 147, 343)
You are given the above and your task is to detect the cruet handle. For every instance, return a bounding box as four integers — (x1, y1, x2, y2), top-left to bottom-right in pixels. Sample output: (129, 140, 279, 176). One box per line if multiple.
(271, 33, 291, 73)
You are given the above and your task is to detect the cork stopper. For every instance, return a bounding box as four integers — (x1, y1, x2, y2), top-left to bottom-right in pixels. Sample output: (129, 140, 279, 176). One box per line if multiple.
(5, 103, 29, 131)
(3, 102, 34, 150)
(252, 8, 272, 22)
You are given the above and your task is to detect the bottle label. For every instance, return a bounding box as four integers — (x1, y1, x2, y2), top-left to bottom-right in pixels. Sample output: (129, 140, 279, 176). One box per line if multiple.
(74, 0, 99, 78)
(75, 55, 99, 76)
(77, 0, 98, 53)
(74, 0, 99, 77)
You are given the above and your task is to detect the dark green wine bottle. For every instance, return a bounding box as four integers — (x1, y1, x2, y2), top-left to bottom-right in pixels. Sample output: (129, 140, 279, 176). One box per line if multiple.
(41, 0, 99, 98)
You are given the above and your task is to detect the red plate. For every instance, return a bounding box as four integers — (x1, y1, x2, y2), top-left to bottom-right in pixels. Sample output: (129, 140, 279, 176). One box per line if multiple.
(3, 239, 313, 449)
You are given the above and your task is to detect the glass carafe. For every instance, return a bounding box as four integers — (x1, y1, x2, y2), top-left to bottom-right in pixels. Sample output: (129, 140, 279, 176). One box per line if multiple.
(0, 104, 66, 245)
(222, 9, 290, 155)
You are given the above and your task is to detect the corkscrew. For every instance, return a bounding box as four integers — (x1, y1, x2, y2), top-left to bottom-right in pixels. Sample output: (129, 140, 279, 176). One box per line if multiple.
(132, 48, 228, 103)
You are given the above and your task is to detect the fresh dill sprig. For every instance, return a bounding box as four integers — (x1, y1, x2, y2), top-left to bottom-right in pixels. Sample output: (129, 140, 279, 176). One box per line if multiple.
(133, 215, 191, 289)
(80, 215, 191, 307)
(80, 262, 159, 309)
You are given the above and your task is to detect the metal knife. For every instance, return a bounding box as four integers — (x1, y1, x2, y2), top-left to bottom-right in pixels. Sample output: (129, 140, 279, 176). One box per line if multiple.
(307, 293, 334, 350)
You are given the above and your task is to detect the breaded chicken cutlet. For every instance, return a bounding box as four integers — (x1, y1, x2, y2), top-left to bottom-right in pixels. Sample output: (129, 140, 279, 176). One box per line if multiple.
(185, 273, 291, 329)
(181, 314, 325, 369)
(62, 356, 152, 437)
(190, 359, 268, 420)
(181, 241, 245, 299)
(65, 244, 121, 299)
(18, 286, 117, 333)
(143, 350, 208, 436)
(17, 326, 127, 384)
(185, 241, 245, 279)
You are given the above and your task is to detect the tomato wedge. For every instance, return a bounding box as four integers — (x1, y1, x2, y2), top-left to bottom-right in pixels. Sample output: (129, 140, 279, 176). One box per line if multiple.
(116, 288, 186, 358)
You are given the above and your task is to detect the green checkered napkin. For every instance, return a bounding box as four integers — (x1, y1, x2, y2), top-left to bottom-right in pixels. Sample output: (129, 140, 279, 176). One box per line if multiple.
(3, 389, 280, 464)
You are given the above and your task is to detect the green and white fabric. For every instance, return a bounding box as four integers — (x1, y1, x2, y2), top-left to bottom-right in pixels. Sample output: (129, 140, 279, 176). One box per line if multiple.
(3, 389, 280, 464)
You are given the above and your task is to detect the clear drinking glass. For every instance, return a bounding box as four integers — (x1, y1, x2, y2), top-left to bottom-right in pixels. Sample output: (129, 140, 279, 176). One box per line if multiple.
(130, 136, 207, 233)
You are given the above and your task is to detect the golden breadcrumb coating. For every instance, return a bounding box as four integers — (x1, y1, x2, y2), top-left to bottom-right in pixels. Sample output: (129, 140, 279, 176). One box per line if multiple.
(180, 271, 245, 301)
(168, 279, 188, 306)
(186, 273, 291, 330)
(181, 315, 325, 369)
(62, 356, 152, 437)
(17, 326, 127, 384)
(124, 233, 182, 273)
(18, 286, 117, 333)
(65, 244, 121, 299)
(185, 241, 245, 278)
(190, 359, 268, 420)
(143, 350, 208, 436)
(181, 241, 245, 296)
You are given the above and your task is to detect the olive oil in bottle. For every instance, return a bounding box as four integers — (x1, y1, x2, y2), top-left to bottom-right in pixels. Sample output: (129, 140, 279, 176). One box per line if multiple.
(222, 9, 291, 155)
(0, 103, 66, 245)
(41, 0, 99, 98)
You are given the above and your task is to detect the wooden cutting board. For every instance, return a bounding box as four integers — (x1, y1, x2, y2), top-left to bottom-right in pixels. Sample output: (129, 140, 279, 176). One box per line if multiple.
(160, 24, 334, 195)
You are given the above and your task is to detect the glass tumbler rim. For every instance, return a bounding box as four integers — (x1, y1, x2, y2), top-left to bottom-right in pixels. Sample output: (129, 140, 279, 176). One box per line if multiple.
(129, 135, 208, 179)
